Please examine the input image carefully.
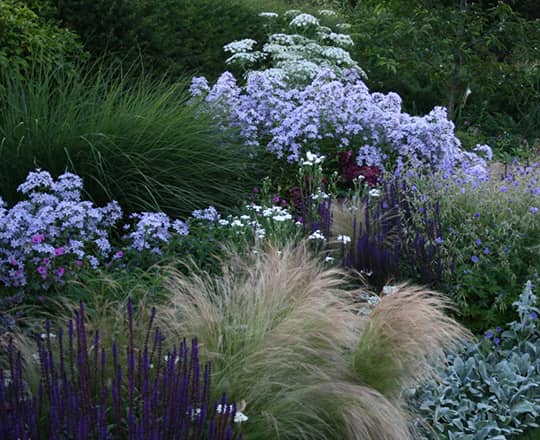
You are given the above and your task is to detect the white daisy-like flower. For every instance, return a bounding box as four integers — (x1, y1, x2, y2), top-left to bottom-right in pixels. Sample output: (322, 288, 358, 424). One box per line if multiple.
(369, 188, 381, 197)
(273, 213, 292, 222)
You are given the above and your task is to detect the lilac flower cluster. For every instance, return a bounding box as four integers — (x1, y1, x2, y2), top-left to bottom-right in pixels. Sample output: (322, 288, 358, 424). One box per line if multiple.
(0, 170, 122, 289)
(124, 212, 189, 254)
(0, 170, 195, 294)
(192, 206, 221, 222)
(192, 68, 491, 176)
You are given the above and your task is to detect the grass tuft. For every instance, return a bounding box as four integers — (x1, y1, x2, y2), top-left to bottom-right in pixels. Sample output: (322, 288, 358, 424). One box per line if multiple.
(353, 283, 472, 398)
(0, 64, 253, 216)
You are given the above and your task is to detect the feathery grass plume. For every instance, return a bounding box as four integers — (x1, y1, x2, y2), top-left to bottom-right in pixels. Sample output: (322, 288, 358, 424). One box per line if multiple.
(157, 242, 433, 439)
(0, 63, 252, 216)
(352, 283, 472, 398)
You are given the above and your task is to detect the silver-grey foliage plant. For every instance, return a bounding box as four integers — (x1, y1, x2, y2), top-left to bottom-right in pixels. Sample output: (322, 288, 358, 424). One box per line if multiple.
(410, 280, 540, 439)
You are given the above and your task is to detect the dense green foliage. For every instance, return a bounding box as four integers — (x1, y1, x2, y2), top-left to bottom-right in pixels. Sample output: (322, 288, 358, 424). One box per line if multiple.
(0, 0, 85, 71)
(32, 0, 313, 79)
(404, 166, 540, 331)
(349, 0, 540, 158)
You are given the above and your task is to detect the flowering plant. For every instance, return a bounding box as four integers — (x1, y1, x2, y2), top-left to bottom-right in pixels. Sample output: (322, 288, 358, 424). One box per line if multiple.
(224, 9, 363, 85)
(402, 162, 540, 330)
(0, 170, 122, 291)
(0, 300, 244, 439)
(192, 68, 491, 178)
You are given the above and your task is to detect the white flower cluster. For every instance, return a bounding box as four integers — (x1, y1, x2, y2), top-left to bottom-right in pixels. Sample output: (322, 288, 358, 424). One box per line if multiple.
(319, 32, 354, 47)
(337, 234, 352, 244)
(368, 188, 381, 197)
(216, 404, 249, 423)
(321, 47, 355, 65)
(268, 33, 296, 45)
(226, 51, 266, 65)
(223, 8, 363, 85)
(311, 190, 330, 201)
(290, 13, 320, 28)
(318, 9, 337, 16)
(261, 206, 292, 222)
(302, 151, 325, 166)
(308, 229, 326, 241)
(284, 9, 301, 18)
(224, 39, 258, 54)
(382, 285, 399, 296)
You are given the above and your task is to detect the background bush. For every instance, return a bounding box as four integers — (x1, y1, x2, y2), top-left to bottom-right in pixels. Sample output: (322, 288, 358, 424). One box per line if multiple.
(0, 0, 86, 71)
(33, 0, 313, 79)
(348, 0, 540, 158)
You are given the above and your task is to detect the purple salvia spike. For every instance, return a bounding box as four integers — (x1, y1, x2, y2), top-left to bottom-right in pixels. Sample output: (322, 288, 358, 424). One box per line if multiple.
(144, 307, 156, 354)
(127, 298, 135, 439)
(142, 348, 151, 438)
(93, 330, 100, 396)
(68, 319, 75, 385)
(191, 339, 200, 407)
(202, 363, 211, 406)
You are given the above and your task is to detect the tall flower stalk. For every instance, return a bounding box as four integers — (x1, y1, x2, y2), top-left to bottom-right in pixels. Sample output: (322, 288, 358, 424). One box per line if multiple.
(0, 300, 243, 439)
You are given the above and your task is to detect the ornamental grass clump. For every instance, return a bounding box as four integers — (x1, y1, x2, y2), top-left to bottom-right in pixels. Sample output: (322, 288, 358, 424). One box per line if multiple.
(353, 284, 470, 398)
(157, 242, 469, 439)
(0, 64, 251, 216)
(0, 300, 242, 440)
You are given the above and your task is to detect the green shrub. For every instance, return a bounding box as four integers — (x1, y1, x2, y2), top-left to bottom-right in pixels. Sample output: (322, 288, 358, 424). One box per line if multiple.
(0, 0, 85, 71)
(48, 0, 309, 79)
(404, 164, 540, 331)
(0, 65, 253, 216)
(136, 0, 323, 80)
(53, 0, 142, 63)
